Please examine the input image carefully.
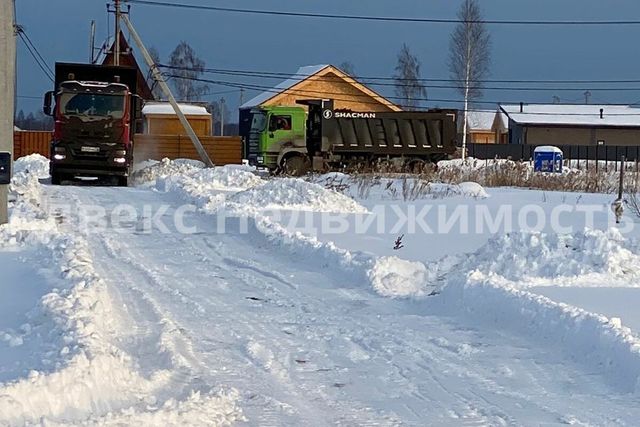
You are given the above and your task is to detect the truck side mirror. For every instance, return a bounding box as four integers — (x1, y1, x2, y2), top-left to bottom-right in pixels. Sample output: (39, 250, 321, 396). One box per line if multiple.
(43, 91, 54, 116)
(268, 116, 278, 132)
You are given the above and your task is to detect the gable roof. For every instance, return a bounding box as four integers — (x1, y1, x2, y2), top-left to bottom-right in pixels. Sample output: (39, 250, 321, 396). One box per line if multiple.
(467, 110, 496, 131)
(241, 65, 328, 109)
(240, 64, 401, 111)
(500, 104, 640, 128)
(102, 32, 154, 100)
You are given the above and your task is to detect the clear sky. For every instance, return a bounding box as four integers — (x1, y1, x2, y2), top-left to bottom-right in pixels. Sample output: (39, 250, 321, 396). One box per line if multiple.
(14, 0, 640, 119)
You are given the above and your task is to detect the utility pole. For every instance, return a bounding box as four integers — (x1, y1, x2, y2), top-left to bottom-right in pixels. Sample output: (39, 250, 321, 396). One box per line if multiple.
(119, 13, 214, 167)
(239, 88, 244, 107)
(220, 97, 225, 136)
(0, 0, 16, 224)
(114, 0, 121, 65)
(90, 20, 96, 63)
(584, 90, 591, 105)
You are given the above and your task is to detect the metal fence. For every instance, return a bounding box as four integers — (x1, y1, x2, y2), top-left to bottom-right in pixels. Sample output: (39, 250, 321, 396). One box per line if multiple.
(467, 143, 640, 171)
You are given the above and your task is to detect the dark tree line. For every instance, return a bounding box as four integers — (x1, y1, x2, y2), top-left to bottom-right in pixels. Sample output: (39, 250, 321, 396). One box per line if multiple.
(15, 110, 53, 131)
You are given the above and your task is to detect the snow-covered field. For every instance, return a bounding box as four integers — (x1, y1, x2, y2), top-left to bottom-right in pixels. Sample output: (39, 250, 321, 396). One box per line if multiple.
(2, 155, 640, 425)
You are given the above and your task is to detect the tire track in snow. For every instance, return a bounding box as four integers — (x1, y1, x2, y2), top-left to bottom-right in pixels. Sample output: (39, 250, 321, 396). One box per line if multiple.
(43, 183, 640, 426)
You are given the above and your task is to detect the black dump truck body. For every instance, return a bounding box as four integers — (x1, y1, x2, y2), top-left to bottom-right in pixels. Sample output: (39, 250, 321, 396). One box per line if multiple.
(45, 63, 140, 185)
(300, 99, 457, 170)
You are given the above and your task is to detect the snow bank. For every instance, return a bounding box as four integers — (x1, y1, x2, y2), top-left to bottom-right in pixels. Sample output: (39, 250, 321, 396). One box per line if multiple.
(431, 228, 640, 393)
(0, 167, 244, 425)
(441, 271, 640, 393)
(456, 228, 640, 287)
(13, 154, 50, 179)
(155, 170, 439, 298)
(132, 157, 205, 185)
(228, 178, 368, 213)
(368, 256, 432, 298)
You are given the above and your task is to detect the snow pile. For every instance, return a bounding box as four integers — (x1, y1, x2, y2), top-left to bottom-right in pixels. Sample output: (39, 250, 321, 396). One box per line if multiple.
(368, 256, 432, 298)
(132, 157, 205, 185)
(228, 178, 368, 213)
(0, 161, 244, 425)
(167, 164, 264, 193)
(457, 228, 640, 287)
(12, 154, 50, 179)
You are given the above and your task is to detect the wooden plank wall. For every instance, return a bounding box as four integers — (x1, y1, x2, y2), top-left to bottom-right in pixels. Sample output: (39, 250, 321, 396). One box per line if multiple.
(13, 131, 52, 159)
(133, 134, 242, 165)
(13, 131, 243, 165)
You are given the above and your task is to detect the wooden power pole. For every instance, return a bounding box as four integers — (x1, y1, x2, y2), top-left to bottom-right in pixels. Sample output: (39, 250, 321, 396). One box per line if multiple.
(119, 14, 214, 167)
(0, 0, 16, 224)
(114, 0, 121, 65)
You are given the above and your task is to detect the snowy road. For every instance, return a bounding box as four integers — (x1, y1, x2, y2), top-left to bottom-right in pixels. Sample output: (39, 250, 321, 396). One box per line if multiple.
(38, 183, 640, 426)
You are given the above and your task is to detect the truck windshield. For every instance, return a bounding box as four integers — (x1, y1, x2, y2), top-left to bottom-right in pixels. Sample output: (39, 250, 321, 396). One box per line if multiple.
(59, 93, 125, 119)
(250, 112, 267, 132)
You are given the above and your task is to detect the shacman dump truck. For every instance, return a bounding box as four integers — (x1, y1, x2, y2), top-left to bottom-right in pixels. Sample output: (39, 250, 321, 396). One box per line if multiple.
(43, 63, 141, 186)
(246, 99, 457, 175)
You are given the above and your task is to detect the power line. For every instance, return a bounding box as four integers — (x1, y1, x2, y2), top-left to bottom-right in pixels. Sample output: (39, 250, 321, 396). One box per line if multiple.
(18, 29, 54, 77)
(158, 64, 640, 86)
(128, 0, 640, 26)
(16, 30, 54, 82)
(166, 74, 640, 115)
(158, 65, 640, 92)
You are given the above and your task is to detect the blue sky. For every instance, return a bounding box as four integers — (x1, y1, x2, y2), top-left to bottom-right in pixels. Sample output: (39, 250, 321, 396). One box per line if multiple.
(15, 0, 640, 119)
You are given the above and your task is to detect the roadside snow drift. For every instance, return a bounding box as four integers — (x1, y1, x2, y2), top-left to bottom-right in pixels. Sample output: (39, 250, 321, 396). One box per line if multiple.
(435, 228, 640, 393)
(227, 178, 368, 213)
(0, 160, 243, 426)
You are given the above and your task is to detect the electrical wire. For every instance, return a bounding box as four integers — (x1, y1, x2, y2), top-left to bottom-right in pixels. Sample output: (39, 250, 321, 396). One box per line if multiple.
(158, 65, 640, 92)
(165, 73, 640, 115)
(18, 30, 54, 77)
(158, 64, 640, 86)
(128, 0, 640, 26)
(16, 30, 54, 82)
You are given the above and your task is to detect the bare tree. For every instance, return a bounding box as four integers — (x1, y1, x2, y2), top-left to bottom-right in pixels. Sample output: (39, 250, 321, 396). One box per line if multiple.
(449, 0, 491, 160)
(339, 61, 356, 78)
(393, 44, 427, 110)
(208, 98, 230, 136)
(168, 41, 208, 101)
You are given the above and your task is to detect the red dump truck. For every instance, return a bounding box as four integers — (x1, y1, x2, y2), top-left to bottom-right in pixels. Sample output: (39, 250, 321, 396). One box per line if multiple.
(43, 63, 141, 186)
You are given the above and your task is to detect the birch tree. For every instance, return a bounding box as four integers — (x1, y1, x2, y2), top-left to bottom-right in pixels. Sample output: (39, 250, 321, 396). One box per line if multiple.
(394, 44, 427, 111)
(168, 41, 208, 101)
(449, 0, 491, 160)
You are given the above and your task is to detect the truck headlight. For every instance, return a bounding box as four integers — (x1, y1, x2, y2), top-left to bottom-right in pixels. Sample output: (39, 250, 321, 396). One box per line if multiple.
(53, 154, 66, 160)
(114, 157, 126, 164)
(115, 150, 126, 156)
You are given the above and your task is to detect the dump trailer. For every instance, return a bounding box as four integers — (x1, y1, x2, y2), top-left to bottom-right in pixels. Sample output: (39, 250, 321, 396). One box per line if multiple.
(246, 99, 457, 175)
(43, 63, 141, 185)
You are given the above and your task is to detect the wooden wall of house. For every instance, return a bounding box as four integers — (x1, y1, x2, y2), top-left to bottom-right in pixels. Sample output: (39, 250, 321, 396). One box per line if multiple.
(144, 115, 212, 137)
(267, 71, 396, 112)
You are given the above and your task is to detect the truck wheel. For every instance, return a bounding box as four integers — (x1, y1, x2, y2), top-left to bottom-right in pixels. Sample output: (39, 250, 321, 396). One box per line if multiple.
(282, 155, 310, 176)
(117, 176, 129, 187)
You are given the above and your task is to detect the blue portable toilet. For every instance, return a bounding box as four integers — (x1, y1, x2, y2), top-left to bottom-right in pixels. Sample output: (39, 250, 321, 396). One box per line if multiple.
(534, 146, 563, 173)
